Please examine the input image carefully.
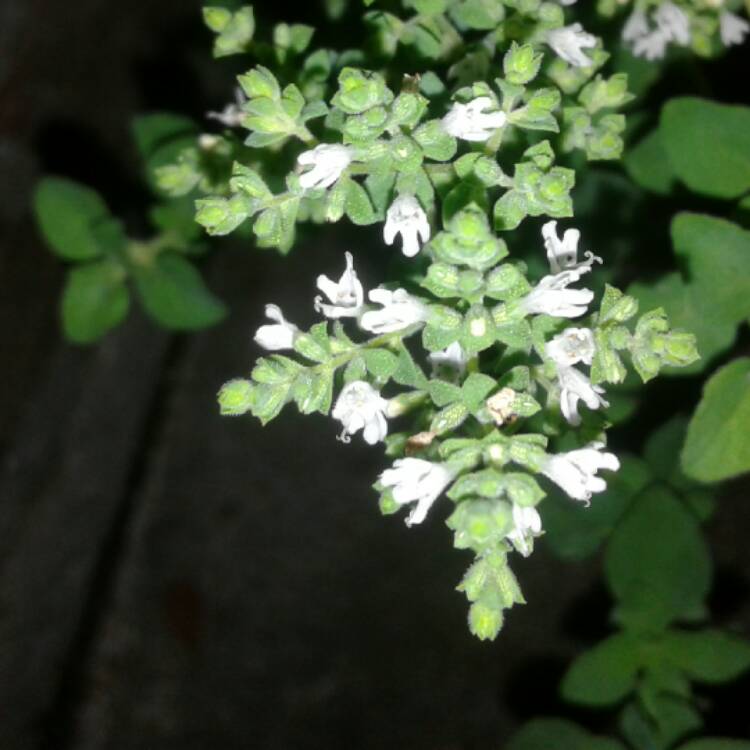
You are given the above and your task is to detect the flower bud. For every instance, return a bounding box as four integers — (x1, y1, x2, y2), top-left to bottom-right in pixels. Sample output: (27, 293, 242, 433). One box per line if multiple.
(446, 498, 512, 551)
(332, 67, 392, 114)
(217, 379, 254, 416)
(503, 42, 543, 85)
(468, 600, 504, 641)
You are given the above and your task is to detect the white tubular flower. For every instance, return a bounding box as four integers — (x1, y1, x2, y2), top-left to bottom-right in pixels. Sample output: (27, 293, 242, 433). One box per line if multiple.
(521, 271, 595, 318)
(557, 365, 608, 425)
(379, 458, 454, 527)
(332, 380, 389, 445)
(622, 9, 650, 43)
(506, 505, 543, 557)
(254, 304, 299, 351)
(297, 144, 353, 190)
(546, 327, 596, 367)
(360, 288, 428, 334)
(542, 220, 601, 275)
(441, 97, 507, 142)
(547, 23, 598, 67)
(720, 11, 750, 46)
(383, 195, 431, 258)
(207, 87, 246, 127)
(542, 442, 620, 505)
(543, 220, 581, 273)
(314, 252, 365, 319)
(428, 342, 468, 378)
(632, 28, 670, 60)
(655, 2, 691, 45)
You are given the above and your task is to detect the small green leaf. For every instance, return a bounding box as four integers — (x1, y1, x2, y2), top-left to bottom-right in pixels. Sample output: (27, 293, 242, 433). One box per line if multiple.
(345, 179, 377, 225)
(460, 372, 496, 410)
(561, 633, 642, 707)
(605, 486, 711, 630)
(428, 378, 463, 407)
(662, 629, 750, 684)
(624, 129, 674, 195)
(508, 718, 627, 750)
(61, 259, 129, 343)
(682, 358, 750, 483)
(661, 98, 750, 199)
(35, 178, 111, 261)
(363, 348, 398, 379)
(672, 213, 750, 327)
(133, 253, 227, 330)
(392, 343, 428, 388)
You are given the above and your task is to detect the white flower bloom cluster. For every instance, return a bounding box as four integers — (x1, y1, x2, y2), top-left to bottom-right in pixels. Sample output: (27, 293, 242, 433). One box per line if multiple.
(521, 221, 601, 319)
(442, 97, 507, 142)
(384, 195, 431, 257)
(360, 288, 428, 334)
(506, 505, 543, 557)
(379, 458, 455, 526)
(547, 23, 598, 67)
(248, 196, 622, 542)
(526, 221, 609, 426)
(542, 443, 620, 505)
(720, 11, 750, 46)
(253, 304, 299, 351)
(314, 251, 364, 319)
(253, 252, 430, 447)
(297, 144, 353, 190)
(622, 2, 692, 60)
(333, 380, 390, 445)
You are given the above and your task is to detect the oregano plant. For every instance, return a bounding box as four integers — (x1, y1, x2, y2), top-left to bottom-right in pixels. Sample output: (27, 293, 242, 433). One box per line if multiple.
(31, 0, 750, 746)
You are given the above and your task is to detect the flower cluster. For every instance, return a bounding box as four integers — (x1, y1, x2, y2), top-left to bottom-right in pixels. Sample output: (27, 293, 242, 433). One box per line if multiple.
(617, 0, 748, 59)
(210, 1, 699, 640)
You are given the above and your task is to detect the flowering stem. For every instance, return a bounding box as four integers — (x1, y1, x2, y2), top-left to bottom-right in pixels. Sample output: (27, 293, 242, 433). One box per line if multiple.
(315, 323, 424, 375)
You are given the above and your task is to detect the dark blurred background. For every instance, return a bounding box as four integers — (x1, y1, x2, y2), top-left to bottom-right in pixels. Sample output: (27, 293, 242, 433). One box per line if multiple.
(0, 1, 748, 749)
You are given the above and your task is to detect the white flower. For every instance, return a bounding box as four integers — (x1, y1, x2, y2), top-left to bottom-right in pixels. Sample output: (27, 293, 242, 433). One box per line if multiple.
(632, 28, 670, 60)
(332, 380, 389, 445)
(558, 0, 577, 4)
(360, 288, 428, 334)
(542, 220, 601, 275)
(542, 442, 620, 504)
(254, 304, 298, 351)
(506, 505, 543, 557)
(297, 144, 353, 190)
(543, 220, 581, 273)
(428, 342, 468, 378)
(547, 23, 598, 67)
(384, 195, 431, 258)
(546, 327, 596, 367)
(314, 252, 365, 319)
(379, 458, 454, 526)
(556, 365, 608, 425)
(720, 11, 750, 46)
(622, 9, 651, 43)
(521, 271, 595, 318)
(655, 2, 691, 46)
(207, 87, 246, 127)
(441, 97, 507, 142)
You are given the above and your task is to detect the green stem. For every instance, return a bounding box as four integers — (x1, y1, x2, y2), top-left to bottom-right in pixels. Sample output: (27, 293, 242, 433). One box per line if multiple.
(316, 323, 423, 374)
